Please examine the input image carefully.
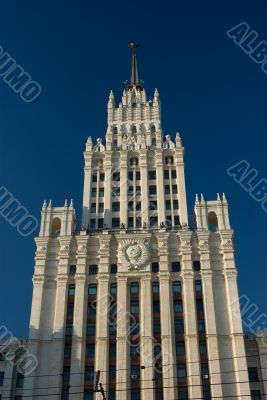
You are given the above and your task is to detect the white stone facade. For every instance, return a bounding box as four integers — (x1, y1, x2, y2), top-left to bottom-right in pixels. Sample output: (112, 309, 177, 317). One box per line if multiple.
(22, 48, 258, 400)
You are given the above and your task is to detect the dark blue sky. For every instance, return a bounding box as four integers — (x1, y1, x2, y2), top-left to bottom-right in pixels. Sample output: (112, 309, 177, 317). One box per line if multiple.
(1, 0, 267, 337)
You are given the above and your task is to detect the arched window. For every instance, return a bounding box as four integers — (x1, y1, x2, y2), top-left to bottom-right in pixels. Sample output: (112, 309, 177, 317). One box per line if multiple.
(113, 126, 118, 134)
(208, 211, 218, 232)
(165, 156, 174, 165)
(51, 217, 61, 237)
(132, 126, 137, 133)
(151, 125, 156, 133)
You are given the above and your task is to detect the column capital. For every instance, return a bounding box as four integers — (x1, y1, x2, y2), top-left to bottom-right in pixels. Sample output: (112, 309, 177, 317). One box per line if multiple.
(181, 270, 194, 279)
(158, 272, 170, 280)
(74, 274, 86, 283)
(97, 274, 110, 282)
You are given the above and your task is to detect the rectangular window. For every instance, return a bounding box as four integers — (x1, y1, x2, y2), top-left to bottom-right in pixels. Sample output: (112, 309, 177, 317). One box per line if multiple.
(165, 185, 170, 194)
(136, 217, 142, 228)
(86, 344, 95, 358)
(112, 218, 120, 228)
(149, 185, 157, 195)
(148, 170, 156, 180)
(178, 387, 188, 400)
(195, 280, 202, 292)
(136, 171, 141, 180)
(130, 282, 139, 294)
(136, 202, 141, 211)
(68, 284, 75, 296)
(172, 281, 182, 294)
(69, 265, 76, 276)
(98, 203, 104, 213)
(152, 138, 156, 146)
(149, 201, 157, 211)
(249, 367, 259, 382)
(112, 187, 120, 196)
(172, 261, 180, 272)
(112, 202, 120, 212)
(165, 200, 171, 210)
(128, 186, 134, 196)
(203, 388, 211, 400)
(67, 304, 74, 316)
(173, 200, 179, 209)
(113, 172, 120, 181)
(174, 215, 180, 226)
(64, 345, 72, 359)
(176, 342, 186, 356)
(91, 203, 96, 213)
(196, 299, 204, 312)
(62, 367, 70, 382)
(92, 188, 96, 197)
(177, 364, 187, 378)
(86, 323, 96, 336)
(98, 218, 104, 229)
(100, 173, 105, 182)
(110, 264, 117, 274)
(131, 301, 139, 314)
(198, 320, 205, 333)
(171, 170, 177, 179)
(109, 343, 116, 358)
(89, 265, 98, 275)
(164, 170, 169, 179)
(128, 201, 134, 211)
(128, 217, 134, 228)
(193, 261, 201, 271)
(150, 216, 158, 227)
(251, 390, 261, 400)
(85, 366, 95, 381)
(109, 369, 116, 381)
(174, 300, 183, 313)
(90, 219, 96, 229)
(99, 188, 104, 197)
(65, 324, 73, 336)
(92, 173, 97, 183)
(88, 302, 96, 315)
(152, 262, 159, 273)
(153, 300, 160, 313)
(16, 373, 24, 388)
(136, 186, 141, 195)
(88, 284, 97, 295)
(152, 282, 159, 293)
(172, 184, 178, 194)
(199, 341, 207, 355)
(153, 320, 161, 334)
(175, 320, 184, 334)
(128, 171, 133, 181)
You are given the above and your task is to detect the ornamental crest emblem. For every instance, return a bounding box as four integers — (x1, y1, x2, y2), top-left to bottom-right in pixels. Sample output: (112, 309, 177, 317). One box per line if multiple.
(119, 239, 150, 271)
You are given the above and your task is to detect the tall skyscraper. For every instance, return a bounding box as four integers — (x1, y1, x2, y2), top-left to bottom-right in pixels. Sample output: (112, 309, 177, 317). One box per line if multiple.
(24, 44, 253, 400)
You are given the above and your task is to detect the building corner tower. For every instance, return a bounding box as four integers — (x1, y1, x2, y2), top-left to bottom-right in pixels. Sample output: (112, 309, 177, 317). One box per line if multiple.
(23, 44, 253, 400)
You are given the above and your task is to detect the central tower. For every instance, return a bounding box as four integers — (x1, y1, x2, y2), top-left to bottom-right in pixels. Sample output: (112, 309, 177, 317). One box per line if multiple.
(82, 43, 188, 233)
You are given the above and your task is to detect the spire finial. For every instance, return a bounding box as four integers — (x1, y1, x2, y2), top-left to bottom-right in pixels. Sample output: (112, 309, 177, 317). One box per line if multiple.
(126, 43, 143, 90)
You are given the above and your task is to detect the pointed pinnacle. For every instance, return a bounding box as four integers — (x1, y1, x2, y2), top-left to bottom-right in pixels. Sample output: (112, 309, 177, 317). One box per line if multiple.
(201, 193, 205, 203)
(42, 200, 47, 208)
(222, 192, 227, 203)
(195, 194, 199, 204)
(217, 193, 221, 201)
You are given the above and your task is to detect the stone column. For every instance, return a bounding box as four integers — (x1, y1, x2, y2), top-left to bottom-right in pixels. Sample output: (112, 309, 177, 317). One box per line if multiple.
(82, 153, 92, 229)
(175, 149, 188, 226)
(104, 151, 112, 228)
(140, 150, 149, 226)
(158, 235, 177, 400)
(116, 276, 129, 400)
(140, 275, 154, 400)
(69, 236, 88, 400)
(95, 274, 110, 400)
(198, 234, 223, 398)
(221, 232, 251, 399)
(180, 232, 202, 399)
(120, 152, 128, 227)
(155, 150, 166, 226)
(224, 269, 251, 399)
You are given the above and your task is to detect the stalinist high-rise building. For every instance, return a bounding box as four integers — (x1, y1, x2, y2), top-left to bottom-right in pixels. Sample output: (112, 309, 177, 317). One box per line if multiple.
(24, 44, 253, 400)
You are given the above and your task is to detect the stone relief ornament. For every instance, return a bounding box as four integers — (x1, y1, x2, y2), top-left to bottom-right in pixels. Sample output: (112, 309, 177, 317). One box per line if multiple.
(63, 244, 70, 251)
(93, 137, 105, 153)
(39, 246, 46, 252)
(119, 239, 150, 271)
(78, 244, 87, 251)
(163, 134, 175, 149)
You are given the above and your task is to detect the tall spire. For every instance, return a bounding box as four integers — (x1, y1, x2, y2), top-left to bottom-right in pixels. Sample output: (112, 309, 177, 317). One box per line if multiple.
(126, 43, 143, 90)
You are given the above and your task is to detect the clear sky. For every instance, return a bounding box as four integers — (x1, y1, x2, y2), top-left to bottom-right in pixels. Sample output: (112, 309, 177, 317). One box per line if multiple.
(1, 0, 267, 338)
